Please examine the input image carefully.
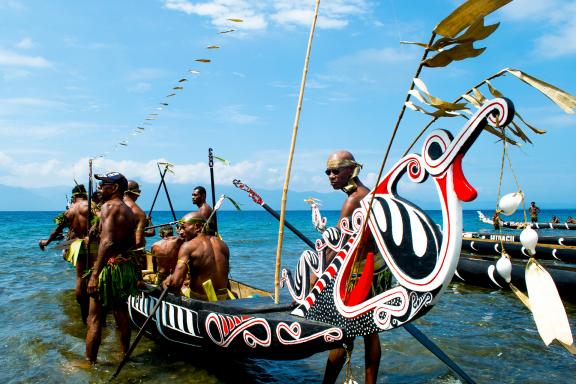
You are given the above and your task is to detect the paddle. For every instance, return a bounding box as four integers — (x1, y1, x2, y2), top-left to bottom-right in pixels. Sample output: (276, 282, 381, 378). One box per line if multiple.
(110, 286, 170, 381)
(144, 220, 179, 231)
(233, 178, 476, 383)
(208, 148, 218, 233)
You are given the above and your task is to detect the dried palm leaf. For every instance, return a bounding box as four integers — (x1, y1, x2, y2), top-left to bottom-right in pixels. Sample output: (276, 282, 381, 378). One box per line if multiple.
(227, 18, 244, 23)
(173, 86, 184, 90)
(483, 125, 518, 145)
(510, 121, 532, 144)
(423, 43, 485, 67)
(485, 80, 504, 98)
(195, 59, 211, 63)
(219, 29, 235, 34)
(412, 78, 469, 111)
(432, 18, 499, 50)
(206, 45, 220, 49)
(472, 87, 487, 103)
(434, 0, 512, 38)
(405, 101, 462, 117)
(504, 68, 576, 113)
(461, 93, 482, 108)
(515, 111, 546, 134)
(178, 79, 187, 83)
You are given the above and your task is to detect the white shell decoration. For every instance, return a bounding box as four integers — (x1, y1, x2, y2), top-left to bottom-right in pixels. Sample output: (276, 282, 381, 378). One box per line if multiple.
(496, 254, 512, 283)
(498, 192, 524, 216)
(520, 226, 538, 256)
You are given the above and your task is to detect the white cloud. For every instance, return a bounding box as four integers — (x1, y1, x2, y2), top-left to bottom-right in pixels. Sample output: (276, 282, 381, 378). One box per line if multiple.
(14, 37, 34, 50)
(215, 104, 259, 124)
(0, 48, 52, 68)
(502, 0, 576, 58)
(163, 0, 371, 31)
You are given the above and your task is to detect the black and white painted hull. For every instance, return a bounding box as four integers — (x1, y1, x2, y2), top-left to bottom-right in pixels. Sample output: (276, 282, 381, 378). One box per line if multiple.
(463, 232, 576, 247)
(461, 236, 576, 264)
(128, 284, 344, 360)
(454, 254, 576, 303)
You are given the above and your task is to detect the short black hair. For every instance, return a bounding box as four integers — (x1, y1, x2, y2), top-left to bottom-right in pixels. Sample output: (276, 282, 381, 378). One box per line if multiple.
(193, 186, 206, 195)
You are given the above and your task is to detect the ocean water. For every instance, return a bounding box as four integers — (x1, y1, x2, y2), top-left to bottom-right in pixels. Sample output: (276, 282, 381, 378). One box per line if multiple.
(1, 209, 575, 383)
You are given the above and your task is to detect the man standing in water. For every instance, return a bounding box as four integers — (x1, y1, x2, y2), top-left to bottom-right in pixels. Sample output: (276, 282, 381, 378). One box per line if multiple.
(322, 150, 384, 384)
(529, 201, 541, 223)
(163, 212, 230, 300)
(39, 184, 92, 323)
(86, 172, 139, 364)
(123, 180, 155, 270)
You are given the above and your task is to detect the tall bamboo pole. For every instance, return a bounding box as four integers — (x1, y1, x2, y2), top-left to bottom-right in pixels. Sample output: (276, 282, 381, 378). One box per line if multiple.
(274, 0, 321, 304)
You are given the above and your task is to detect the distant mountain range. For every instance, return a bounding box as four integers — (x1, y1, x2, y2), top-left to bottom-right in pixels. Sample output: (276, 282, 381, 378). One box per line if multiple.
(0, 183, 560, 212)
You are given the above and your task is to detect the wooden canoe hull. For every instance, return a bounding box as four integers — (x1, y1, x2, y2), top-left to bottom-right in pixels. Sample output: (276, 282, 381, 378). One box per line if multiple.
(454, 254, 576, 303)
(128, 283, 345, 360)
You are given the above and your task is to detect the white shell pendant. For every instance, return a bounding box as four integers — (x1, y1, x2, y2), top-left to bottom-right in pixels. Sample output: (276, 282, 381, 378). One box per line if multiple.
(496, 254, 512, 283)
(498, 192, 524, 216)
(520, 226, 539, 256)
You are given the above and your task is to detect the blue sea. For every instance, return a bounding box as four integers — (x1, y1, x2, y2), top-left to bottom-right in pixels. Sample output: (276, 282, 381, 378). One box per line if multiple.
(1, 209, 575, 383)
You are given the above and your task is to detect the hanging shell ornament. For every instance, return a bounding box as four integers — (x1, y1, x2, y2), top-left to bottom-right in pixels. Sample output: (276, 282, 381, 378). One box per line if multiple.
(520, 226, 539, 256)
(496, 253, 512, 283)
(498, 192, 523, 216)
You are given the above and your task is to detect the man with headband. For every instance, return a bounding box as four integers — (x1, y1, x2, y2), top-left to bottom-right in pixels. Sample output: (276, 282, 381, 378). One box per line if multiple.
(163, 212, 230, 301)
(39, 183, 93, 323)
(322, 150, 386, 384)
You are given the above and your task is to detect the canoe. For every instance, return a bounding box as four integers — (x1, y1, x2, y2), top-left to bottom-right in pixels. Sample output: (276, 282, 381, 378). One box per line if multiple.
(454, 253, 576, 303)
(461, 236, 576, 264)
(463, 232, 576, 246)
(128, 280, 345, 360)
(477, 211, 576, 230)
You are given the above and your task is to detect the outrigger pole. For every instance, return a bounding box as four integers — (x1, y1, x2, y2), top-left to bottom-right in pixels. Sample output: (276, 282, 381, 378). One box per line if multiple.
(208, 148, 218, 233)
(234, 179, 476, 384)
(147, 162, 171, 219)
(274, 0, 320, 304)
(157, 163, 177, 221)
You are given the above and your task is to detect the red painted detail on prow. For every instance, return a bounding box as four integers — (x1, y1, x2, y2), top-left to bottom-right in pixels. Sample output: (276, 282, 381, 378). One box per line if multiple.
(344, 251, 374, 306)
(453, 153, 477, 202)
(220, 314, 229, 336)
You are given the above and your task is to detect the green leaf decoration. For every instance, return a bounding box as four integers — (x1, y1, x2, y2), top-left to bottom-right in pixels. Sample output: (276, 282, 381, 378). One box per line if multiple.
(213, 155, 230, 166)
(227, 18, 244, 23)
(224, 195, 242, 211)
(423, 42, 485, 67)
(504, 68, 576, 113)
(434, 0, 512, 38)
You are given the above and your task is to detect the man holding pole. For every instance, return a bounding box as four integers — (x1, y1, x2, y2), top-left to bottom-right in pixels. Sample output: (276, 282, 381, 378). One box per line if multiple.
(86, 172, 139, 364)
(322, 150, 388, 384)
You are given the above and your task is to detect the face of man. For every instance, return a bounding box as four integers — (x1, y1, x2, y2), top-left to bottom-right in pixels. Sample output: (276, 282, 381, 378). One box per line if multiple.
(98, 182, 118, 201)
(325, 165, 354, 190)
(192, 189, 205, 205)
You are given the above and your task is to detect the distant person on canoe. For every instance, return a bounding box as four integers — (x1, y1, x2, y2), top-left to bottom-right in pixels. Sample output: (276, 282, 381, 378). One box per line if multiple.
(567, 216, 576, 224)
(124, 180, 155, 271)
(550, 215, 560, 224)
(529, 201, 541, 223)
(492, 211, 501, 230)
(86, 172, 139, 364)
(150, 225, 183, 286)
(322, 150, 390, 384)
(192, 186, 213, 219)
(162, 212, 230, 301)
(39, 183, 93, 323)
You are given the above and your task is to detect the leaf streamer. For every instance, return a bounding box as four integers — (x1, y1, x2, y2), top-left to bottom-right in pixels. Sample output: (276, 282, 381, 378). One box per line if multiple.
(434, 0, 512, 38)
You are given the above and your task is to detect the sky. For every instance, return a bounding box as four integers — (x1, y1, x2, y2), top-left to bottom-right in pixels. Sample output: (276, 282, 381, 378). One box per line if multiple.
(0, 0, 575, 210)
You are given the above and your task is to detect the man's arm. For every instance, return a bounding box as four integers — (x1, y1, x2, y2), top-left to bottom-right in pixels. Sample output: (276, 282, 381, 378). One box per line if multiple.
(163, 241, 193, 291)
(39, 211, 69, 250)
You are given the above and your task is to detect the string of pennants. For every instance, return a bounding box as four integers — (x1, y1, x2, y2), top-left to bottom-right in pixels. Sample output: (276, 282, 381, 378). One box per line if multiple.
(91, 18, 244, 160)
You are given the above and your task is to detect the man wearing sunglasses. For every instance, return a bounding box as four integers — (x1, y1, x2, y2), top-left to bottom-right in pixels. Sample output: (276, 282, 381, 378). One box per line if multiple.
(322, 150, 382, 384)
(86, 172, 139, 364)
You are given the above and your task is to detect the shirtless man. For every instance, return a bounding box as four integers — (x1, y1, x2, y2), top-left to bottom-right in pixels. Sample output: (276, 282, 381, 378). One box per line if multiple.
(191, 186, 213, 219)
(322, 150, 384, 384)
(163, 212, 230, 301)
(86, 172, 139, 363)
(150, 225, 183, 286)
(124, 180, 155, 270)
(39, 184, 92, 323)
(529, 201, 541, 223)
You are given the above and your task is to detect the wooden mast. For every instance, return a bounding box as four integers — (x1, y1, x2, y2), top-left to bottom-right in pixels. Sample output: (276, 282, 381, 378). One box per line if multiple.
(273, 0, 321, 304)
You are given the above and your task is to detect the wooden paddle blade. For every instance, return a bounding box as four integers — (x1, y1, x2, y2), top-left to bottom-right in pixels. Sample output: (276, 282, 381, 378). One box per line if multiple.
(525, 258, 574, 346)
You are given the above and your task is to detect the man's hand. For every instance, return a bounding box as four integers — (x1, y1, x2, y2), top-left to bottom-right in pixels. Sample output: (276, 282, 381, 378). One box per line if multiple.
(87, 274, 99, 296)
(39, 240, 48, 251)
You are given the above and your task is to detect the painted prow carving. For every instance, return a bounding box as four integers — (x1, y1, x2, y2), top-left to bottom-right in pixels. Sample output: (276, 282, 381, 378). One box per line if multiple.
(282, 98, 514, 336)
